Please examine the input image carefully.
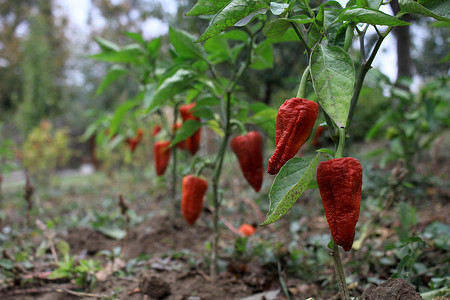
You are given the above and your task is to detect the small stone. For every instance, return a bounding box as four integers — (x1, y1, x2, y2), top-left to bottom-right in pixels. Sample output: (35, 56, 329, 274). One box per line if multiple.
(139, 270, 171, 299)
(362, 278, 423, 300)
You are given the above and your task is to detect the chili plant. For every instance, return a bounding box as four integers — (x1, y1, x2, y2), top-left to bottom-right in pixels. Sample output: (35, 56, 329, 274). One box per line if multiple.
(188, 0, 449, 298)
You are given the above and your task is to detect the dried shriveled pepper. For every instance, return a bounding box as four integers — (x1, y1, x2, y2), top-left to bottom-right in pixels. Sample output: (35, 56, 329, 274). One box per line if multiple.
(180, 103, 201, 155)
(181, 175, 208, 225)
(267, 98, 318, 175)
(316, 157, 362, 251)
(230, 131, 263, 192)
(153, 141, 171, 176)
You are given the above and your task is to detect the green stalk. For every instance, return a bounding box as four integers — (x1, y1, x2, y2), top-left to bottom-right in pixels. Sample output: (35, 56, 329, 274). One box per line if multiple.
(335, 127, 346, 159)
(331, 242, 350, 300)
(170, 103, 180, 221)
(209, 28, 258, 280)
(348, 26, 394, 123)
(210, 92, 232, 279)
(296, 66, 310, 99)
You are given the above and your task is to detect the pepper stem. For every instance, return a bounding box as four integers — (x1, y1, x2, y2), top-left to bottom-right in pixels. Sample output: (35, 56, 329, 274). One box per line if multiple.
(331, 241, 351, 300)
(335, 127, 346, 159)
(296, 66, 310, 99)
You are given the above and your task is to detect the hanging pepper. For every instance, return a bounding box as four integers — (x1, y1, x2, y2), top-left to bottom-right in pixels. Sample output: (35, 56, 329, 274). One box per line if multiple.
(267, 98, 318, 175)
(125, 128, 144, 153)
(152, 125, 161, 137)
(153, 141, 171, 176)
(171, 123, 186, 150)
(316, 157, 363, 251)
(180, 103, 201, 155)
(181, 175, 208, 225)
(230, 131, 263, 192)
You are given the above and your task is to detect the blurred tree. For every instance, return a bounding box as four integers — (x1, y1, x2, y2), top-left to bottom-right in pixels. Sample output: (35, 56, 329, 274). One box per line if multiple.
(0, 0, 69, 134)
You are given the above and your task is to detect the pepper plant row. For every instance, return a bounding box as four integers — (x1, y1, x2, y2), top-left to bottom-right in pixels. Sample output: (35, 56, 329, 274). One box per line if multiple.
(88, 0, 449, 296)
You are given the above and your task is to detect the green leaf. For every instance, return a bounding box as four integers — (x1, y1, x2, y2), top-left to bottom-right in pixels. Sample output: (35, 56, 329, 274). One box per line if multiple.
(96, 66, 128, 96)
(204, 35, 232, 64)
(250, 40, 273, 70)
(310, 44, 355, 128)
(95, 37, 120, 52)
(148, 37, 162, 58)
(170, 120, 203, 147)
(90, 44, 144, 64)
(282, 15, 316, 24)
(249, 107, 277, 142)
(207, 119, 224, 137)
(193, 106, 215, 120)
(270, 2, 289, 15)
(169, 27, 207, 61)
(337, 7, 411, 25)
(0, 259, 13, 270)
(261, 155, 321, 226)
(399, 0, 450, 22)
(145, 69, 196, 113)
(186, 0, 230, 16)
(124, 31, 146, 47)
(96, 227, 126, 240)
(368, 0, 383, 9)
(263, 19, 290, 39)
(109, 100, 140, 135)
(196, 0, 269, 42)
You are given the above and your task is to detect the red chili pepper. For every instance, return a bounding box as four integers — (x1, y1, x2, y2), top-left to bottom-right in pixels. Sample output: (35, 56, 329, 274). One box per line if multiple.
(153, 141, 171, 176)
(125, 129, 144, 152)
(317, 157, 362, 251)
(267, 98, 318, 175)
(152, 125, 161, 137)
(238, 224, 256, 237)
(171, 123, 186, 150)
(180, 103, 201, 155)
(230, 131, 263, 192)
(181, 175, 208, 225)
(312, 126, 326, 147)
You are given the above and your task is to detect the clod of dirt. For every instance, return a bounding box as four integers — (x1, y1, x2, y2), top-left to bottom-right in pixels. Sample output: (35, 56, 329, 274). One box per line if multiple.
(362, 278, 423, 300)
(139, 270, 171, 299)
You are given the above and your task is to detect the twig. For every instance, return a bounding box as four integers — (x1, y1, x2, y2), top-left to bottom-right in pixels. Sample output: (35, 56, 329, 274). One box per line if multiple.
(3, 287, 56, 296)
(55, 288, 119, 299)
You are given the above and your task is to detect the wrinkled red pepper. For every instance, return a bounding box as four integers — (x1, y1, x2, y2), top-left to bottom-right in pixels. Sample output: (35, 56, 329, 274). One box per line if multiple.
(267, 98, 318, 175)
(181, 175, 208, 225)
(317, 157, 363, 251)
(153, 141, 171, 176)
(180, 103, 201, 155)
(230, 131, 263, 192)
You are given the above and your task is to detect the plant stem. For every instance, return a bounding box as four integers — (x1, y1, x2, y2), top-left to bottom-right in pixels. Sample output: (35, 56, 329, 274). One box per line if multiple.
(331, 242, 350, 300)
(296, 66, 310, 99)
(170, 103, 180, 221)
(290, 23, 311, 54)
(335, 127, 346, 159)
(348, 26, 393, 123)
(210, 91, 232, 279)
(209, 28, 258, 280)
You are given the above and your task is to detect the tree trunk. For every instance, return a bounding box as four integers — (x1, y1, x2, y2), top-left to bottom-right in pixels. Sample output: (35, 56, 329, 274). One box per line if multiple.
(390, 0, 413, 83)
